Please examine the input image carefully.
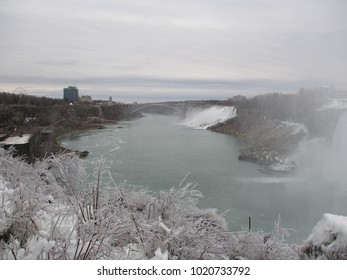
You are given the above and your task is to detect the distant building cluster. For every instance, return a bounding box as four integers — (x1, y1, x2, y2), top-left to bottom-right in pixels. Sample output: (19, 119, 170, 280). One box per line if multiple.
(63, 86, 93, 104)
(62, 86, 125, 106)
(80, 95, 93, 103)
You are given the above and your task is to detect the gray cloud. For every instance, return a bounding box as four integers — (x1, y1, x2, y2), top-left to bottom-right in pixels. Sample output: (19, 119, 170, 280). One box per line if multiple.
(1, 0, 346, 100)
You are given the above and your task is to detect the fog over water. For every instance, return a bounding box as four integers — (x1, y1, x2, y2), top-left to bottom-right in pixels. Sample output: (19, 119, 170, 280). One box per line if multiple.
(293, 110, 347, 190)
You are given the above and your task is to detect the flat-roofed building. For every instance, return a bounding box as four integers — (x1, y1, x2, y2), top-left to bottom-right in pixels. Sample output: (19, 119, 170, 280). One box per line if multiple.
(63, 86, 79, 103)
(80, 95, 93, 103)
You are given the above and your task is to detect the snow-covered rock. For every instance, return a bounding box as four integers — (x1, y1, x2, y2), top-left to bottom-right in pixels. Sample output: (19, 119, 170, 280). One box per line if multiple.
(302, 213, 347, 258)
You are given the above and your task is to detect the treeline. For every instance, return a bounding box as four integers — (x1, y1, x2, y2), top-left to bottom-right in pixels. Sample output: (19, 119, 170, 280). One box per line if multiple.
(231, 88, 346, 139)
(0, 92, 64, 106)
(237, 88, 329, 123)
(0, 91, 132, 137)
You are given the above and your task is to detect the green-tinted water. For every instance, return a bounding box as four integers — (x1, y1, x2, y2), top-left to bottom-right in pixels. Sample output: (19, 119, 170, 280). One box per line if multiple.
(62, 114, 347, 244)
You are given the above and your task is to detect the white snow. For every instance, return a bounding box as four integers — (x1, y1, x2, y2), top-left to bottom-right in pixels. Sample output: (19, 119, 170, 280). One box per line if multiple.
(24, 238, 56, 260)
(305, 213, 347, 252)
(280, 121, 308, 135)
(318, 99, 347, 111)
(0, 177, 14, 233)
(0, 134, 32, 145)
(151, 247, 169, 260)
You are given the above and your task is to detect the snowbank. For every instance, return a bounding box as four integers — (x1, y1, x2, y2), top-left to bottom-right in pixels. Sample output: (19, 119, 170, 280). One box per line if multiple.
(0, 134, 32, 145)
(302, 213, 347, 258)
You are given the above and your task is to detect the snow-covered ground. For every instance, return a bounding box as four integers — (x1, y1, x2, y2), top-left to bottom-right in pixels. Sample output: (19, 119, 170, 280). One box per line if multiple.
(0, 134, 32, 145)
(305, 213, 347, 250)
(318, 99, 347, 111)
(280, 121, 308, 136)
(303, 213, 347, 258)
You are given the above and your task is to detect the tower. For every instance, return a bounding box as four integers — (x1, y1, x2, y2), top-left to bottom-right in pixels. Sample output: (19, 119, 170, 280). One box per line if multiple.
(63, 86, 79, 103)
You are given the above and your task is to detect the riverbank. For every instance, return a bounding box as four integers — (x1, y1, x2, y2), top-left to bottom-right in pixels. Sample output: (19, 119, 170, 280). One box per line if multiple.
(37, 117, 118, 159)
(0, 93, 139, 160)
(1, 115, 123, 161)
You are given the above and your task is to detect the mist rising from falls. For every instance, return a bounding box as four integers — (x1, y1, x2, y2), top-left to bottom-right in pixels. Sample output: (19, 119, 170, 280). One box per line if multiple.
(182, 106, 236, 129)
(332, 110, 347, 160)
(330, 110, 347, 187)
(294, 110, 347, 189)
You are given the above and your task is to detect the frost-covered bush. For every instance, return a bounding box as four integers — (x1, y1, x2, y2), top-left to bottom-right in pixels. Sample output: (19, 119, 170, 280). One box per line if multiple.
(0, 150, 79, 259)
(225, 220, 299, 260)
(0, 150, 231, 259)
(136, 182, 230, 260)
(5, 148, 340, 260)
(0, 149, 64, 247)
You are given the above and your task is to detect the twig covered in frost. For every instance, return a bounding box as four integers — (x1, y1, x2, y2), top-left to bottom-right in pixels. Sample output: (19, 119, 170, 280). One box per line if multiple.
(0, 149, 310, 260)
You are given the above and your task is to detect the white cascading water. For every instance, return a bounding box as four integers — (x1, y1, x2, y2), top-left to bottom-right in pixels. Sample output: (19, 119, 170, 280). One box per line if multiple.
(332, 110, 347, 161)
(295, 110, 347, 189)
(182, 106, 236, 129)
(330, 110, 347, 186)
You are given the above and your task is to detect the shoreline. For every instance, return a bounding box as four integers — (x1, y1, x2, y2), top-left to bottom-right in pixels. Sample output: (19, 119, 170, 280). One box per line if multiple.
(55, 118, 122, 156)
(25, 118, 121, 160)
(208, 117, 306, 173)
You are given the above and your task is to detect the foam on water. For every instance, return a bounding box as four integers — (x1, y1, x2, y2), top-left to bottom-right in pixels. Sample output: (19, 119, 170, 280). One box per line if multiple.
(182, 106, 236, 129)
(236, 177, 292, 184)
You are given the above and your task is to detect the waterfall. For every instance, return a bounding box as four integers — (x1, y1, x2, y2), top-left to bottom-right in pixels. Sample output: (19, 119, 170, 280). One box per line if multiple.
(181, 106, 236, 129)
(294, 110, 347, 189)
(332, 110, 347, 159)
(329, 110, 347, 186)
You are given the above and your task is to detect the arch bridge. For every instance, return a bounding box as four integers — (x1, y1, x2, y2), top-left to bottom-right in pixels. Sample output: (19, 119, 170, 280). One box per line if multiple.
(130, 103, 185, 115)
(13, 87, 28, 94)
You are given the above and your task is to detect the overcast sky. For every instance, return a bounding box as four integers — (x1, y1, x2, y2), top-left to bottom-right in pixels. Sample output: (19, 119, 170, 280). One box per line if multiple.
(1, 0, 346, 102)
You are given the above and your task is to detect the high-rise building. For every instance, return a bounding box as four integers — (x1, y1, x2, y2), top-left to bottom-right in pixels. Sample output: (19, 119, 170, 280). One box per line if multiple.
(63, 86, 79, 103)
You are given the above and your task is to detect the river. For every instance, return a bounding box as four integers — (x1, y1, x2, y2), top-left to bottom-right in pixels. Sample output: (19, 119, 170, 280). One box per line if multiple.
(62, 107, 347, 244)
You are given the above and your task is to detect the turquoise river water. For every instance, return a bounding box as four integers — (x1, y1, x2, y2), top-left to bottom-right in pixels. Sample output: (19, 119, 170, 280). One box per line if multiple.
(62, 110, 347, 244)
